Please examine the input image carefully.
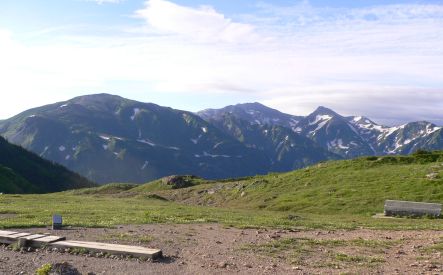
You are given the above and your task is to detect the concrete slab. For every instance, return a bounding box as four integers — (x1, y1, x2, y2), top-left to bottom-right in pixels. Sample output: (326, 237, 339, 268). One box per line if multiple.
(384, 200, 442, 217)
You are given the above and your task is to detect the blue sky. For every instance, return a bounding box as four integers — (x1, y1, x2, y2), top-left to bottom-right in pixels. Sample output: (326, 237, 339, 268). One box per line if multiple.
(0, 0, 442, 125)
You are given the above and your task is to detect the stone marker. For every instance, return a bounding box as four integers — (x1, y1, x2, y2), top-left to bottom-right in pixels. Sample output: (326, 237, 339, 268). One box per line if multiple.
(384, 200, 442, 217)
(52, 214, 63, 230)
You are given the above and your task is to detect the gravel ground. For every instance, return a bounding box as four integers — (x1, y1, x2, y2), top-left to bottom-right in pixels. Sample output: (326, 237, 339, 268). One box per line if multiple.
(0, 224, 442, 274)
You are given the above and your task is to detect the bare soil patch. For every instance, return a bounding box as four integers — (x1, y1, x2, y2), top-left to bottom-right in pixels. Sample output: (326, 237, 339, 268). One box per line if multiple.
(0, 224, 442, 274)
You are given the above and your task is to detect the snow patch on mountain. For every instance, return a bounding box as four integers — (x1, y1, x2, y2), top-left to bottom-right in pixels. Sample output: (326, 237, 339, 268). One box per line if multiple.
(329, 139, 349, 150)
(131, 108, 141, 120)
(309, 115, 332, 126)
(141, 161, 149, 170)
(195, 151, 231, 158)
(137, 139, 156, 147)
(40, 146, 49, 157)
(310, 120, 329, 135)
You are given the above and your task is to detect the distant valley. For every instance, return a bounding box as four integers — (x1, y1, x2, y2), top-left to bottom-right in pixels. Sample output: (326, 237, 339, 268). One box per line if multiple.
(0, 93, 442, 184)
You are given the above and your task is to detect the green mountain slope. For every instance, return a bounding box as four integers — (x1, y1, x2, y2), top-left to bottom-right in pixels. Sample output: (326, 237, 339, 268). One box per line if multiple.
(0, 136, 95, 193)
(96, 151, 443, 216)
(0, 94, 271, 183)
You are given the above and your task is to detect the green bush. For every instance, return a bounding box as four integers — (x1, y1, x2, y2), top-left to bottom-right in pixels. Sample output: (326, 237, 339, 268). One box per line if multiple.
(35, 263, 52, 275)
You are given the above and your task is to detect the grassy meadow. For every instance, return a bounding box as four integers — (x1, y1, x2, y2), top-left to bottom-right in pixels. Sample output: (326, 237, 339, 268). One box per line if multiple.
(1, 152, 443, 230)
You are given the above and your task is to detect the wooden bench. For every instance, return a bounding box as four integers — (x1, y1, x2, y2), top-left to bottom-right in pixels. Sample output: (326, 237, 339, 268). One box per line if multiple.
(384, 200, 442, 217)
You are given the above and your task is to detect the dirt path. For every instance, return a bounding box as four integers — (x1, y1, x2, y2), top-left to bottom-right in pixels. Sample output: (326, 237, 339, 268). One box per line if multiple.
(0, 224, 442, 274)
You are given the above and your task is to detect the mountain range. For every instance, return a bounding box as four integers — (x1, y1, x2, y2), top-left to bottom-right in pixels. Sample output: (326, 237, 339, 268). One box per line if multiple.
(0, 93, 442, 184)
(0, 136, 94, 193)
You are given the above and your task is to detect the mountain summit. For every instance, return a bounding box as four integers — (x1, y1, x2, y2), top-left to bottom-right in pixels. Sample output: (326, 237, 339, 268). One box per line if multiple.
(1, 94, 442, 184)
(198, 102, 302, 131)
(0, 94, 270, 183)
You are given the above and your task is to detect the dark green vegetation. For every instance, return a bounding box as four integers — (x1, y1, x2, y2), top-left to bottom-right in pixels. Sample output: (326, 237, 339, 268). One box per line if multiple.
(1, 152, 443, 230)
(0, 136, 94, 194)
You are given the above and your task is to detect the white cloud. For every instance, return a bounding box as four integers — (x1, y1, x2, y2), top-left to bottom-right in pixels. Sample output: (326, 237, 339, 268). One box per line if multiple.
(0, 1, 442, 125)
(135, 0, 257, 43)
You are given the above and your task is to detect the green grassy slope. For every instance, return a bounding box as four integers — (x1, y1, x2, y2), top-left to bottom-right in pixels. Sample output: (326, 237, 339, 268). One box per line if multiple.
(122, 151, 443, 216)
(1, 151, 443, 230)
(0, 136, 95, 193)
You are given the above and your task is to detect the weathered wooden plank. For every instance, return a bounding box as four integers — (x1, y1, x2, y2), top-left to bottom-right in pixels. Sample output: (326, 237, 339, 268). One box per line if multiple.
(0, 232, 32, 244)
(21, 234, 47, 240)
(32, 235, 66, 244)
(384, 200, 442, 217)
(0, 231, 162, 259)
(0, 230, 18, 236)
(7, 233, 32, 238)
(51, 240, 162, 259)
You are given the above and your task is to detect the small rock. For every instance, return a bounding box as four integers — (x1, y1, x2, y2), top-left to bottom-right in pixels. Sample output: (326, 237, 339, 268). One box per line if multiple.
(218, 262, 228, 268)
(292, 266, 302, 270)
(244, 264, 252, 268)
